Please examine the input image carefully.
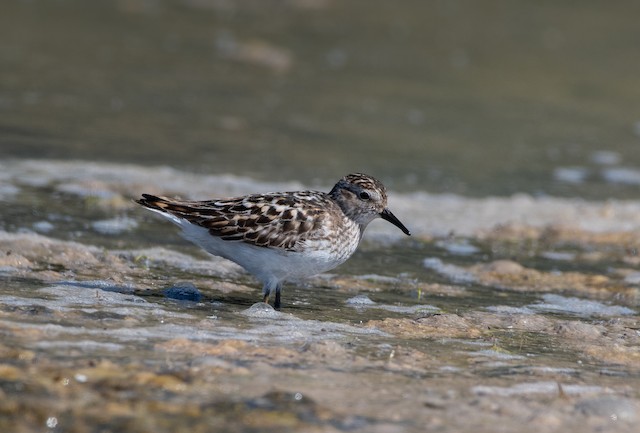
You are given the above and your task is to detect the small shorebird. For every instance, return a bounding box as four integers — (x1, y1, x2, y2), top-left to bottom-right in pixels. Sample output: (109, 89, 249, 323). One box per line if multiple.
(136, 173, 410, 309)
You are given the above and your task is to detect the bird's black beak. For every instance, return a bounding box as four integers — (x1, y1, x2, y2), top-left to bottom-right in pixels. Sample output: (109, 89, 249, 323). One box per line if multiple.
(380, 208, 411, 236)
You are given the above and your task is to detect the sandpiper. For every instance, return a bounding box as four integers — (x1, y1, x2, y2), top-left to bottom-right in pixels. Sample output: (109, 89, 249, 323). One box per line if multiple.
(136, 173, 410, 309)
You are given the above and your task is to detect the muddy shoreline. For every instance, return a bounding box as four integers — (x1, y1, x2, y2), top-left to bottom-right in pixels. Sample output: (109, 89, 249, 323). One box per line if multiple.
(0, 160, 638, 432)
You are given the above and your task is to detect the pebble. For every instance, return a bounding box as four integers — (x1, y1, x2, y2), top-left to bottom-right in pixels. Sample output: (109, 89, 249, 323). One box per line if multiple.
(163, 282, 202, 302)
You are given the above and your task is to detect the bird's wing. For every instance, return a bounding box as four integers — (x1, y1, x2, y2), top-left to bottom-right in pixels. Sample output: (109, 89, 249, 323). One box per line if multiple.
(137, 192, 331, 250)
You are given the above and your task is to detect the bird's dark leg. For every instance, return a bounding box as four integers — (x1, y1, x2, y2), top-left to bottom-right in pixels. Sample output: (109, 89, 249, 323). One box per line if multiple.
(274, 283, 282, 310)
(262, 282, 272, 305)
(261, 281, 282, 309)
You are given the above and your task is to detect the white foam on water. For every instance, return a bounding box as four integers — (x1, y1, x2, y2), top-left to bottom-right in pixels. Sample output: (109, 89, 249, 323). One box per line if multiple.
(240, 302, 282, 318)
(473, 381, 606, 397)
(91, 217, 138, 235)
(345, 294, 438, 314)
(4, 159, 640, 238)
(576, 396, 640, 422)
(540, 251, 576, 261)
(554, 167, 589, 184)
(602, 167, 640, 186)
(529, 294, 636, 317)
(345, 294, 377, 306)
(34, 340, 125, 351)
(624, 272, 640, 284)
(485, 305, 536, 315)
(2, 284, 192, 319)
(423, 257, 476, 283)
(591, 150, 620, 166)
(115, 247, 244, 277)
(435, 239, 480, 255)
(0, 183, 20, 199)
(5, 159, 302, 201)
(468, 349, 526, 361)
(237, 309, 387, 342)
(32, 221, 55, 233)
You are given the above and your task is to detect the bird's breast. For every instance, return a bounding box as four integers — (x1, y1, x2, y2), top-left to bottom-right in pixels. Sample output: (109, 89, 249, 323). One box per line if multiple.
(299, 217, 361, 264)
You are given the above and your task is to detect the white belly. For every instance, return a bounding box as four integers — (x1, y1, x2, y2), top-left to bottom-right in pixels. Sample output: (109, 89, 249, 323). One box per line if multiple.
(174, 215, 360, 284)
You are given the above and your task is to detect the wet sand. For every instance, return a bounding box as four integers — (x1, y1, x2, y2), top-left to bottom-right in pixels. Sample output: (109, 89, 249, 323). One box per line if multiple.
(1, 160, 638, 433)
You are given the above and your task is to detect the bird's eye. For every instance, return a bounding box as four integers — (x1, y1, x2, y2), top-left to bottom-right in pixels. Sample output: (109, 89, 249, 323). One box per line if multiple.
(359, 191, 370, 200)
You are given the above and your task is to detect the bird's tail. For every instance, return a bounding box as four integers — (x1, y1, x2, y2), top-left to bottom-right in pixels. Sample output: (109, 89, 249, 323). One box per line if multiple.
(136, 194, 197, 215)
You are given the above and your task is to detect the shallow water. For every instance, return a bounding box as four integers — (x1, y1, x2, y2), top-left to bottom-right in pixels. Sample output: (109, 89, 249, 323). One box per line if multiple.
(2, 1, 640, 432)
(3, 0, 640, 197)
(1, 160, 639, 433)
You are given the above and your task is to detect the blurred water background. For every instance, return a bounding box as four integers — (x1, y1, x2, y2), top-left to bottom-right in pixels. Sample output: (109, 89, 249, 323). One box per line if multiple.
(2, 0, 640, 198)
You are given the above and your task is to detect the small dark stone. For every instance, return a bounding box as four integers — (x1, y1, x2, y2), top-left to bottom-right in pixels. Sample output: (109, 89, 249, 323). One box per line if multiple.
(163, 282, 202, 302)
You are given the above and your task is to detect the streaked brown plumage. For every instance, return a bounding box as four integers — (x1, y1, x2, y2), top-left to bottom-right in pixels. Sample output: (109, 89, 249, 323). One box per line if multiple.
(137, 173, 410, 309)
